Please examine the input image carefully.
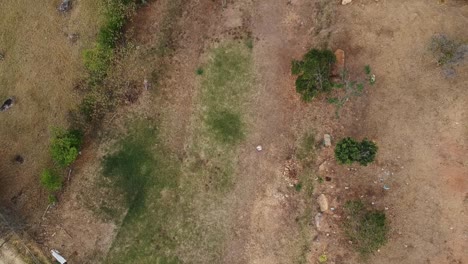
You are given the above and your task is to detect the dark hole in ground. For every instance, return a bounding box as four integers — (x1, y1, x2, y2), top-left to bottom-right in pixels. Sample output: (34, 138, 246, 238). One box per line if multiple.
(13, 155, 24, 164)
(325, 176, 332, 181)
(0, 98, 14, 111)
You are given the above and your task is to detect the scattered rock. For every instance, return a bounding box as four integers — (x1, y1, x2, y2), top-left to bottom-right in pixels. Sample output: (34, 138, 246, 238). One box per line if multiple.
(58, 0, 72, 12)
(256, 145, 263, 151)
(317, 194, 329, 212)
(67, 33, 79, 44)
(314, 213, 322, 229)
(323, 134, 332, 147)
(0, 98, 14, 112)
(318, 161, 327, 172)
(342, 0, 353, 5)
(144, 79, 150, 90)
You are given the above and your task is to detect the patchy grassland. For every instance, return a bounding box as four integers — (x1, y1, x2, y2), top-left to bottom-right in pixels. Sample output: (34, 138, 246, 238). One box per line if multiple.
(103, 42, 253, 263)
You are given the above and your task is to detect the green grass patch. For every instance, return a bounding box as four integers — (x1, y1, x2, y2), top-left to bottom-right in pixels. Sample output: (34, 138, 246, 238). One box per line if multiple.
(206, 110, 244, 144)
(343, 200, 388, 256)
(191, 42, 252, 190)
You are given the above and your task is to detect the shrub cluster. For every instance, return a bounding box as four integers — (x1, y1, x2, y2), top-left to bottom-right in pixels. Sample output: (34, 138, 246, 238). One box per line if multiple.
(50, 128, 83, 168)
(291, 48, 336, 101)
(83, 0, 135, 83)
(335, 137, 378, 166)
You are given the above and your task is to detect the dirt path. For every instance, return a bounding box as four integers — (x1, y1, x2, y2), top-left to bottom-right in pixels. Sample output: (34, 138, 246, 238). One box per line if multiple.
(224, 1, 313, 263)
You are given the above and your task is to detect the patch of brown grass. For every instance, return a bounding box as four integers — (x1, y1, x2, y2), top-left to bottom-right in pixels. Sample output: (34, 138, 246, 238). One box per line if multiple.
(0, 0, 101, 217)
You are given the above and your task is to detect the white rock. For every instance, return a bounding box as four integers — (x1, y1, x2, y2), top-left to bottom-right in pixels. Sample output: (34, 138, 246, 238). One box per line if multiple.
(314, 213, 322, 229)
(324, 134, 332, 147)
(317, 194, 329, 212)
(256, 145, 263, 151)
(342, 0, 352, 5)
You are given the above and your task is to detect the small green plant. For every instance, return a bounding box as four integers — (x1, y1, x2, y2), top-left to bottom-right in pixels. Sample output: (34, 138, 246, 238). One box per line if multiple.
(40, 169, 62, 192)
(317, 176, 324, 184)
(50, 128, 83, 167)
(318, 254, 328, 263)
(364, 65, 375, 85)
(196, 67, 204, 75)
(344, 200, 388, 255)
(335, 137, 378, 166)
(291, 48, 336, 101)
(294, 182, 303, 192)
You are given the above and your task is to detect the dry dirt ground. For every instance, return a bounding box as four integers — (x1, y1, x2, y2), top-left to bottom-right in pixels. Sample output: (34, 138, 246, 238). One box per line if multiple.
(1, 0, 467, 263)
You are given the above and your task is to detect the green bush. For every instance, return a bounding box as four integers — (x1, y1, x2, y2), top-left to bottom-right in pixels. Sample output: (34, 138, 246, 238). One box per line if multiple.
(291, 48, 336, 101)
(50, 128, 83, 167)
(344, 200, 388, 255)
(335, 137, 378, 166)
(40, 169, 62, 192)
(334, 137, 360, 165)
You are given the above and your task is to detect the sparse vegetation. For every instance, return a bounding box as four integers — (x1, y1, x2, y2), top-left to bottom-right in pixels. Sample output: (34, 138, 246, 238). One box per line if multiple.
(343, 200, 388, 255)
(50, 128, 83, 168)
(430, 34, 467, 66)
(291, 48, 336, 101)
(335, 137, 378, 166)
(327, 66, 372, 117)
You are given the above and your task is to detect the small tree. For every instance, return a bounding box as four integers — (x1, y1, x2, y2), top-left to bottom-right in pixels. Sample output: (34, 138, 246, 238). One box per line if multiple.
(335, 137, 378, 166)
(50, 128, 83, 167)
(291, 48, 336, 101)
(40, 169, 62, 192)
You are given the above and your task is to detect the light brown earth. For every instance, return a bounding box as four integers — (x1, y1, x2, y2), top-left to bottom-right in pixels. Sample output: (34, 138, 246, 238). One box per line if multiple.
(1, 0, 467, 263)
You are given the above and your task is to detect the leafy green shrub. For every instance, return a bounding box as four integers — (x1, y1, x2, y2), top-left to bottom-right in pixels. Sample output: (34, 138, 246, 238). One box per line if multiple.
(40, 169, 62, 192)
(334, 137, 360, 165)
(291, 48, 336, 101)
(344, 200, 388, 255)
(50, 128, 83, 167)
(335, 137, 378, 166)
